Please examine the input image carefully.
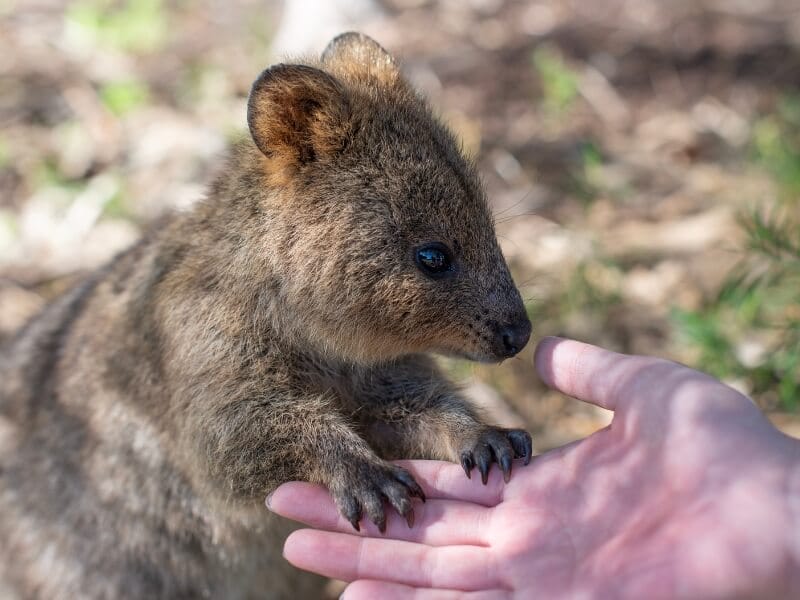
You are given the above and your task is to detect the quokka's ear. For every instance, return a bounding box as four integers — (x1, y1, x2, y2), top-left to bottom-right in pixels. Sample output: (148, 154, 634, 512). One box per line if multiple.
(247, 64, 350, 164)
(322, 32, 401, 86)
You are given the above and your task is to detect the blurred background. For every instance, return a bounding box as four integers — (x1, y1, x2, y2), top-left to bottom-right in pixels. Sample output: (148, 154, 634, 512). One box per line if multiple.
(2, 0, 800, 446)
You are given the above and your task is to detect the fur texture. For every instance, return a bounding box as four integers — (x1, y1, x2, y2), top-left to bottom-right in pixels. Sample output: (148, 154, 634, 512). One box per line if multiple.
(0, 33, 532, 599)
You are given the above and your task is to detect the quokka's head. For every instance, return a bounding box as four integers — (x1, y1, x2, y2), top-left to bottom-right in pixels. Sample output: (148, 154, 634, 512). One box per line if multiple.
(246, 32, 530, 364)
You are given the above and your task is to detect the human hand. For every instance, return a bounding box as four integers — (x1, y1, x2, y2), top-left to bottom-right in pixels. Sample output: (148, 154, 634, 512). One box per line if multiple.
(268, 337, 800, 599)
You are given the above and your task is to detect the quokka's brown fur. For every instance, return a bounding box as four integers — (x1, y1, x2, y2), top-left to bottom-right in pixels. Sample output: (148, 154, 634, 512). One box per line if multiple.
(0, 33, 533, 599)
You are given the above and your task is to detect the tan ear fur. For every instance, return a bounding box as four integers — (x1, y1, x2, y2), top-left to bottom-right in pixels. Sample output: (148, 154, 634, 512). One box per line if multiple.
(246, 64, 350, 166)
(321, 31, 402, 87)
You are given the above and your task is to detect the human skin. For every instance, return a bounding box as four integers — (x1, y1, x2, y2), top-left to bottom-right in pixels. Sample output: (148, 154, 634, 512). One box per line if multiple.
(268, 337, 800, 599)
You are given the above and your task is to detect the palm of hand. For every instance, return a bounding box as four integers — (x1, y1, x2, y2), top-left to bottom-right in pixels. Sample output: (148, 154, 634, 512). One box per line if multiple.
(271, 341, 799, 599)
(489, 361, 792, 599)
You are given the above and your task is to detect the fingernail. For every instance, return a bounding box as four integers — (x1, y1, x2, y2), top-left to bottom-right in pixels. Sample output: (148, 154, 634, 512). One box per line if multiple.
(265, 492, 274, 510)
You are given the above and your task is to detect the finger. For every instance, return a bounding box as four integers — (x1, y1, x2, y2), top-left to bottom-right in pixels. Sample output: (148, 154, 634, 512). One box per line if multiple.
(343, 580, 511, 600)
(284, 529, 499, 590)
(533, 336, 671, 411)
(393, 460, 507, 506)
(269, 482, 490, 545)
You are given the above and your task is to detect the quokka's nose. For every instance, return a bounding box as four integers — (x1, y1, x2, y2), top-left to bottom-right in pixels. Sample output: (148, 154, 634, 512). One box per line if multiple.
(497, 318, 532, 358)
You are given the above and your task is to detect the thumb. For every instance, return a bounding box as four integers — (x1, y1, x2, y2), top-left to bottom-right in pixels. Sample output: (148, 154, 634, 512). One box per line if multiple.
(534, 337, 640, 411)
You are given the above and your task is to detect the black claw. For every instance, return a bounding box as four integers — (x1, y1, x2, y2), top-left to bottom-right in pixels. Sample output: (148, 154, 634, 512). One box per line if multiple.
(480, 465, 489, 485)
(395, 469, 413, 485)
(506, 430, 524, 456)
(334, 463, 428, 535)
(476, 450, 491, 485)
(500, 454, 512, 483)
(410, 481, 426, 503)
(405, 509, 415, 529)
(395, 468, 426, 503)
(398, 471, 426, 502)
(507, 430, 533, 465)
(391, 495, 415, 529)
(340, 495, 363, 532)
(522, 434, 533, 465)
(363, 491, 387, 535)
(460, 452, 474, 479)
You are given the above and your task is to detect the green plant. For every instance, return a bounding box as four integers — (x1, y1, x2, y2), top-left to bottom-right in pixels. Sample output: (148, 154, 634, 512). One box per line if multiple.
(66, 0, 169, 54)
(532, 46, 580, 115)
(101, 182, 133, 220)
(33, 158, 82, 191)
(672, 210, 800, 409)
(100, 80, 150, 116)
(527, 257, 622, 336)
(569, 140, 604, 203)
(752, 96, 800, 199)
(673, 96, 800, 410)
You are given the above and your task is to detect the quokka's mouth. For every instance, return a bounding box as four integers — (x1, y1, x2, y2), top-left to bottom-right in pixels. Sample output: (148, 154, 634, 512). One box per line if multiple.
(435, 318, 531, 363)
(436, 345, 508, 364)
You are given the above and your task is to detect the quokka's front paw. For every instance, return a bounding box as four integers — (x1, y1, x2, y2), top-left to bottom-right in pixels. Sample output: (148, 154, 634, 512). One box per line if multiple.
(459, 427, 533, 485)
(329, 460, 426, 533)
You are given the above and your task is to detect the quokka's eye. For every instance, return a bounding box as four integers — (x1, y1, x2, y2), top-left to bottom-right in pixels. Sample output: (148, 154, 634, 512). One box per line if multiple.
(415, 243, 455, 278)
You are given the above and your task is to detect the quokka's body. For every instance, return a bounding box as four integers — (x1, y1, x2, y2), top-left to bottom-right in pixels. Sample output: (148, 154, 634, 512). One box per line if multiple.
(0, 33, 532, 599)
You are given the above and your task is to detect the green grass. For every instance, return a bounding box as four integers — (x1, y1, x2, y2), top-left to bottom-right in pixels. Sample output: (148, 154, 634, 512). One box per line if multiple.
(672, 210, 800, 409)
(569, 140, 604, 203)
(671, 97, 800, 409)
(530, 258, 622, 335)
(101, 181, 133, 220)
(33, 158, 82, 190)
(100, 80, 150, 116)
(66, 0, 169, 54)
(752, 96, 800, 199)
(532, 46, 580, 116)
